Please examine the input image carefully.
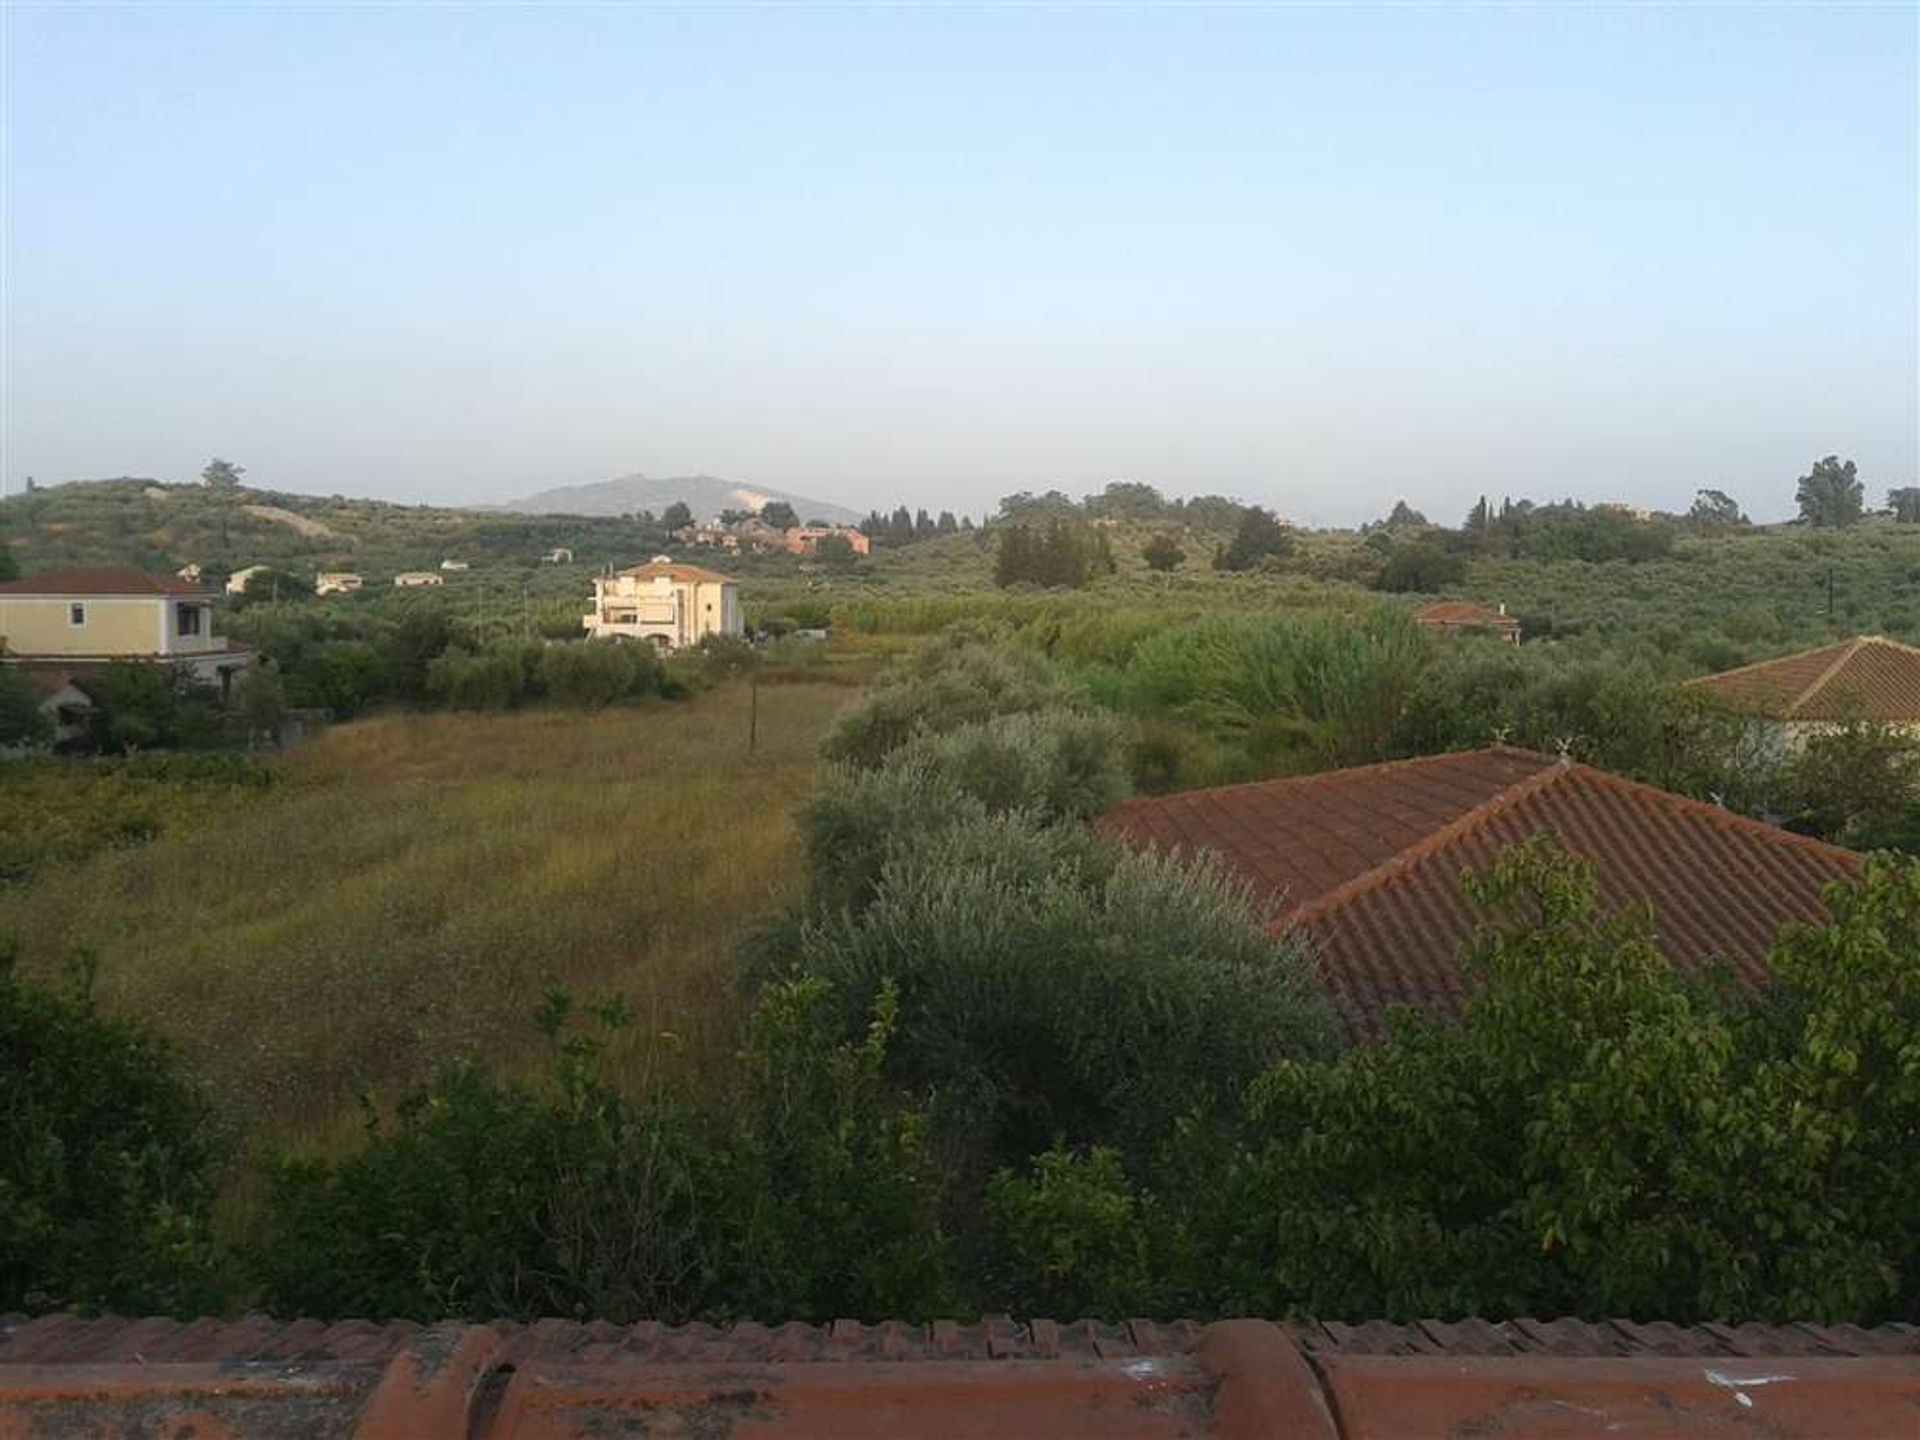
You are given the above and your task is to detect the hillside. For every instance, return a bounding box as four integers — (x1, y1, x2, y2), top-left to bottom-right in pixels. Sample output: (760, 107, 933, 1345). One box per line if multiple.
(0, 478, 681, 580)
(502, 472, 864, 525)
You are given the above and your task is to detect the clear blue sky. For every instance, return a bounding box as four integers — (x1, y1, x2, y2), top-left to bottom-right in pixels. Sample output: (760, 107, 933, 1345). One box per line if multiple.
(4, 3, 1915, 524)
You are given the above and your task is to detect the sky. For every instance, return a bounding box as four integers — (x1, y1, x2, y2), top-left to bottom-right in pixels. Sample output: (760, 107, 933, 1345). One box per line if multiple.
(3, 4, 1916, 526)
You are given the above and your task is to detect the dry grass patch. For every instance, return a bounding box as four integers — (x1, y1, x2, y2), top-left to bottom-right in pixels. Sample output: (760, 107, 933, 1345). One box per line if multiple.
(2, 682, 852, 1146)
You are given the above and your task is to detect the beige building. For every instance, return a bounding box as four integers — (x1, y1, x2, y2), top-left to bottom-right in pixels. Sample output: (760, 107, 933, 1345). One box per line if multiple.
(316, 571, 364, 596)
(393, 572, 444, 588)
(584, 558, 742, 650)
(0, 566, 252, 687)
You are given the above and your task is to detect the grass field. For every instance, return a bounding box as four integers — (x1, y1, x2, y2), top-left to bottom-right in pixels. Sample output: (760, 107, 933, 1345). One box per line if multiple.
(1, 680, 856, 1147)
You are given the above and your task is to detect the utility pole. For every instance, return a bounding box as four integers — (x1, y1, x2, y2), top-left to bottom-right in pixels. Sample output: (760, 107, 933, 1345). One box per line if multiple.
(1827, 567, 1836, 628)
(748, 670, 759, 755)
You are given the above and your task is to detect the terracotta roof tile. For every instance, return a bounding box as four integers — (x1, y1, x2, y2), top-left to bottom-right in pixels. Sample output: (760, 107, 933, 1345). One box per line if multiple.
(615, 560, 737, 585)
(0, 566, 208, 597)
(1, 1315, 1910, 1438)
(1102, 747, 1861, 1040)
(1413, 600, 1520, 629)
(1687, 635, 1920, 722)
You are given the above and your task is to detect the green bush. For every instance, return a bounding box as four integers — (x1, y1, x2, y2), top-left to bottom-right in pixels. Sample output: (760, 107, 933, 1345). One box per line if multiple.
(1, 946, 229, 1314)
(283, 640, 387, 717)
(255, 980, 952, 1323)
(0, 666, 48, 747)
(425, 645, 535, 710)
(537, 640, 664, 708)
(76, 662, 225, 752)
(821, 640, 1068, 768)
(775, 811, 1334, 1161)
(1123, 611, 1428, 769)
(888, 710, 1129, 826)
(1179, 844, 1919, 1322)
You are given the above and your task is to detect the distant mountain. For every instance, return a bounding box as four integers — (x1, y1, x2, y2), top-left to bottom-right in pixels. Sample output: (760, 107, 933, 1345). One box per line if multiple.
(502, 473, 864, 525)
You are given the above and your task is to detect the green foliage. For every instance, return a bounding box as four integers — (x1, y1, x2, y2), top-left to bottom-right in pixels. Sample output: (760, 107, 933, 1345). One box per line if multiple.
(1141, 532, 1186, 572)
(1123, 611, 1429, 770)
(0, 752, 276, 885)
(820, 638, 1068, 768)
(1, 946, 228, 1313)
(759, 500, 798, 530)
(255, 979, 951, 1322)
(1891, 487, 1920, 524)
(1171, 845, 1919, 1322)
(984, 1147, 1160, 1318)
(77, 662, 225, 753)
(775, 811, 1333, 1161)
(1687, 489, 1748, 529)
(994, 517, 1108, 589)
(1797, 456, 1865, 528)
(1214, 505, 1293, 572)
(1774, 722, 1920, 851)
(537, 639, 664, 708)
(283, 640, 387, 717)
(0, 667, 48, 747)
(425, 644, 533, 710)
(234, 567, 314, 605)
(1372, 540, 1466, 593)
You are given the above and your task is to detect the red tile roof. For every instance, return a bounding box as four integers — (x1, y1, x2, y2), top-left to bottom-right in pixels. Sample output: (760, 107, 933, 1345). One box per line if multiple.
(1413, 600, 1519, 630)
(1686, 635, 1920, 722)
(1, 1314, 1910, 1438)
(616, 559, 737, 585)
(0, 566, 208, 597)
(1100, 748, 1861, 1039)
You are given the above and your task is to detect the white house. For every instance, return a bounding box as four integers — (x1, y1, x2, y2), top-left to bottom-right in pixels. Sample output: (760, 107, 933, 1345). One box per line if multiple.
(583, 558, 741, 650)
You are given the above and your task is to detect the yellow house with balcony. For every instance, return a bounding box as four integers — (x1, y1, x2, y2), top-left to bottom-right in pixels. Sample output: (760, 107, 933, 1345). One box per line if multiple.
(0, 566, 252, 689)
(584, 558, 741, 650)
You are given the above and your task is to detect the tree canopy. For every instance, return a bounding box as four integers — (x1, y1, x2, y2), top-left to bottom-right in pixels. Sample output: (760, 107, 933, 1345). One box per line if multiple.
(1797, 456, 1864, 528)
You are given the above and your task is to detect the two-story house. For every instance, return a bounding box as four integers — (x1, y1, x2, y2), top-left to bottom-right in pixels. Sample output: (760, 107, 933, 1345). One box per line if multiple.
(583, 558, 741, 650)
(0, 566, 253, 692)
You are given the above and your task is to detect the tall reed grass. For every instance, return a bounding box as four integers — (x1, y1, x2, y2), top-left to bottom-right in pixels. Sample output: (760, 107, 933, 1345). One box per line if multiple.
(1, 682, 854, 1147)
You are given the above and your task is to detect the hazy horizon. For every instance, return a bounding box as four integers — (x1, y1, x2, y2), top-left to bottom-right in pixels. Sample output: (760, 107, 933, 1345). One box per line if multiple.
(5, 5, 1915, 527)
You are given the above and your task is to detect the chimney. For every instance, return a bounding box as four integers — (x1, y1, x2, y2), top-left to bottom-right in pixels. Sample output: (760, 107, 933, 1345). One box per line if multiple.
(1498, 602, 1507, 616)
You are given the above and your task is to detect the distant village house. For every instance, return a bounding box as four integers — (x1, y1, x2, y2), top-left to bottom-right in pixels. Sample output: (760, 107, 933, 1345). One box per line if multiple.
(584, 557, 741, 651)
(392, 572, 444, 588)
(315, 572, 364, 596)
(439, 559, 470, 572)
(225, 564, 272, 596)
(1413, 600, 1521, 644)
(542, 547, 574, 564)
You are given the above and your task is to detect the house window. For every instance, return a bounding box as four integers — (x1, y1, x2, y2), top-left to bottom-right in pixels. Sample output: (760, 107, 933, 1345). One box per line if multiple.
(69, 603, 86, 626)
(177, 603, 203, 636)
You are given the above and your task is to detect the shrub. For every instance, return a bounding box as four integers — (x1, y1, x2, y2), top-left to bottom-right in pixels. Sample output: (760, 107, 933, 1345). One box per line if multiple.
(984, 1147, 1161, 1318)
(255, 980, 952, 1323)
(776, 811, 1335, 1161)
(1124, 612, 1428, 769)
(820, 640, 1069, 768)
(0, 946, 228, 1314)
(1190, 843, 1920, 1322)
(538, 640, 664, 708)
(283, 640, 387, 717)
(888, 710, 1129, 826)
(425, 645, 531, 710)
(76, 662, 225, 752)
(0, 666, 48, 747)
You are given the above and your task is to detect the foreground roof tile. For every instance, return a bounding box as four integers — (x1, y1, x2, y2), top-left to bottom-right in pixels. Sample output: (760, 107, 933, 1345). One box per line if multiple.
(1, 1315, 1911, 1438)
(1100, 747, 1862, 1039)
